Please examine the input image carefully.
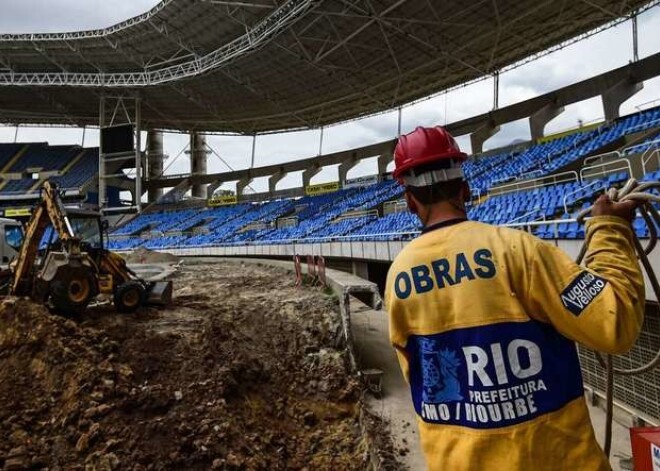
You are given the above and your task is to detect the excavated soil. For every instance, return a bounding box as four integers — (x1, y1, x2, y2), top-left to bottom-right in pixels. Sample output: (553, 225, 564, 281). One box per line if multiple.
(120, 247, 180, 265)
(0, 262, 398, 470)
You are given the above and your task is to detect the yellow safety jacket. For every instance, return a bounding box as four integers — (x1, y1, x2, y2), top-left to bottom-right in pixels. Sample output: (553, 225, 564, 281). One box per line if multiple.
(385, 217, 644, 471)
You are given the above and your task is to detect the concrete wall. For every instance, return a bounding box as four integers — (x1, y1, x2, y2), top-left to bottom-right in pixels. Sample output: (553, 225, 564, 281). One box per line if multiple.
(154, 237, 659, 302)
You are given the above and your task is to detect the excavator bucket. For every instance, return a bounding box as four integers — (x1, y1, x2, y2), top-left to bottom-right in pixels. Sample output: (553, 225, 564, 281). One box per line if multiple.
(146, 280, 173, 306)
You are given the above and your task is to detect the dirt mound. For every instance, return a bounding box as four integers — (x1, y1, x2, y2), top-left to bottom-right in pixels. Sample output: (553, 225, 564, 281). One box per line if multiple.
(0, 262, 398, 470)
(0, 297, 131, 469)
(121, 247, 180, 265)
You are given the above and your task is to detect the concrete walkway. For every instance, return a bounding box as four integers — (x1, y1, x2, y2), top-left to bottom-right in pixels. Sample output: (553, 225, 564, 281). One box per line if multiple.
(589, 403, 634, 470)
(350, 299, 427, 470)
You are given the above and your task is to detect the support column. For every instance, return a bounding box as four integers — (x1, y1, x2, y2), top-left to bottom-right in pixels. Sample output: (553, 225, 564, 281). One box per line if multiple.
(206, 180, 224, 199)
(236, 176, 253, 196)
(338, 152, 359, 185)
(529, 103, 564, 141)
(269, 167, 287, 194)
(190, 132, 208, 198)
(602, 79, 643, 121)
(470, 121, 500, 154)
(377, 151, 393, 176)
(146, 130, 164, 203)
(303, 164, 321, 189)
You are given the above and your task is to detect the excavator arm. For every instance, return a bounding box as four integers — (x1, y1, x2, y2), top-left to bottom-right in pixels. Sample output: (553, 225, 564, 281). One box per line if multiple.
(10, 181, 77, 296)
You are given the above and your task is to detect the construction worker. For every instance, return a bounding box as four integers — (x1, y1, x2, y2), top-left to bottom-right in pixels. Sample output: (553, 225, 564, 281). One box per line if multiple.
(385, 126, 644, 470)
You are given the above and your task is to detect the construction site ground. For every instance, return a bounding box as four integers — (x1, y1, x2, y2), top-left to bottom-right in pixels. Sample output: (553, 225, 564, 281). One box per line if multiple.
(0, 252, 639, 470)
(0, 260, 401, 470)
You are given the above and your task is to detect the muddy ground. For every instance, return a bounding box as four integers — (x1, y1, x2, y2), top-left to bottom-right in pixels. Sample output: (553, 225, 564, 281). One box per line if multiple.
(0, 262, 399, 470)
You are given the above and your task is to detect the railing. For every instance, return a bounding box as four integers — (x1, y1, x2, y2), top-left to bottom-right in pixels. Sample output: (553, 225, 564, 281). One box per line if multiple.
(221, 231, 423, 246)
(336, 209, 378, 221)
(491, 175, 515, 187)
(516, 169, 545, 181)
(472, 188, 482, 204)
(277, 216, 298, 229)
(501, 218, 576, 238)
(642, 145, 660, 175)
(579, 157, 632, 182)
(492, 171, 579, 196)
(622, 138, 660, 156)
(505, 208, 544, 225)
(582, 150, 622, 168)
(562, 180, 603, 216)
(383, 199, 407, 215)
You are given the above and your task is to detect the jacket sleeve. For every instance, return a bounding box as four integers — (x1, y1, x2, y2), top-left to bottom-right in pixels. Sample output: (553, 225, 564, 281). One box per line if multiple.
(385, 267, 411, 383)
(520, 216, 645, 354)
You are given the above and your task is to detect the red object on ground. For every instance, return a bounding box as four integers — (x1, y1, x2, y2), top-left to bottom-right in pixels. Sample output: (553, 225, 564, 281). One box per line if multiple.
(630, 426, 660, 471)
(306, 255, 316, 280)
(316, 256, 326, 287)
(293, 255, 302, 287)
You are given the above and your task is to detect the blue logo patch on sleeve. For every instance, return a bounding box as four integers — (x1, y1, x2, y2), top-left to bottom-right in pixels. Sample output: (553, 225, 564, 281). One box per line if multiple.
(405, 321, 583, 429)
(560, 271, 608, 316)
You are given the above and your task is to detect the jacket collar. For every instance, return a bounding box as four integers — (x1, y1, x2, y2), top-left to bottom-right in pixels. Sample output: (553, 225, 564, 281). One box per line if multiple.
(421, 217, 468, 234)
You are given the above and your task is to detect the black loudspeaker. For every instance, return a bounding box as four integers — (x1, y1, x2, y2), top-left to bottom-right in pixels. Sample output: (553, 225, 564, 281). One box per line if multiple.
(101, 124, 135, 154)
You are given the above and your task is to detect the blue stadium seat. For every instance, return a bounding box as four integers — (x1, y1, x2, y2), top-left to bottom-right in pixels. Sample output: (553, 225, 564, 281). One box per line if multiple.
(105, 106, 660, 248)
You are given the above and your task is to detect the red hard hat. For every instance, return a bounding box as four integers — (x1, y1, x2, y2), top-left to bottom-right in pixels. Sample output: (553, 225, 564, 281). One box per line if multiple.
(393, 126, 467, 182)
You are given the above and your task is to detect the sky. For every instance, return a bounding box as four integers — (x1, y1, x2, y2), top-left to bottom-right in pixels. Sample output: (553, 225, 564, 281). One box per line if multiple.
(1, 1, 660, 195)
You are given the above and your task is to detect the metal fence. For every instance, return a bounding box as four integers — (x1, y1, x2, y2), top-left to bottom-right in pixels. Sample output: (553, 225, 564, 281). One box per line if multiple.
(579, 306, 660, 423)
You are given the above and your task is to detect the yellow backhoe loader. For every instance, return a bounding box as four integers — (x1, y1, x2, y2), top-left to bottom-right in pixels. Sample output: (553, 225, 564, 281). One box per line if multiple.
(5, 180, 172, 315)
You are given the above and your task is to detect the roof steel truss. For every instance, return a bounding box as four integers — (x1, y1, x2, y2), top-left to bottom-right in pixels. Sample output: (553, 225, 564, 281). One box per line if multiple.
(0, 0, 316, 87)
(0, 0, 656, 133)
(0, 0, 176, 42)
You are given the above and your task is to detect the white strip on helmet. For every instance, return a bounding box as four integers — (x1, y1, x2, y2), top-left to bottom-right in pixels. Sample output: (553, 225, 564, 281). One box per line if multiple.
(402, 167, 465, 186)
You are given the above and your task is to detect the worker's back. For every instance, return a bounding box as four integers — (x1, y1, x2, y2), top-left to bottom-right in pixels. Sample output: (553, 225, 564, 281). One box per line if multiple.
(385, 218, 644, 470)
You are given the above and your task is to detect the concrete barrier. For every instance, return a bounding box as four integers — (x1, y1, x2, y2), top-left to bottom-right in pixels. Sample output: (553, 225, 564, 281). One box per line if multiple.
(145, 237, 658, 302)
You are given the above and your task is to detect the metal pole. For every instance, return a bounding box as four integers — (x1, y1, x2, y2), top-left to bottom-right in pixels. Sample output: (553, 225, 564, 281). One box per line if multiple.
(135, 96, 142, 212)
(13, 126, 18, 143)
(250, 134, 257, 168)
(318, 127, 324, 156)
(98, 96, 106, 211)
(81, 126, 86, 147)
(632, 12, 639, 62)
(493, 71, 500, 110)
(397, 106, 402, 136)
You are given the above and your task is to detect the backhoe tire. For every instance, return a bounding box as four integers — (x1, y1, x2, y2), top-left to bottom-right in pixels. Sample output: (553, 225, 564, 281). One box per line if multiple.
(114, 281, 146, 313)
(50, 269, 97, 316)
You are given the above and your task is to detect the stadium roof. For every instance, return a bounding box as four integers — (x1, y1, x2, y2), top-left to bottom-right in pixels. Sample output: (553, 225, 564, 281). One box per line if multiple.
(0, 0, 657, 134)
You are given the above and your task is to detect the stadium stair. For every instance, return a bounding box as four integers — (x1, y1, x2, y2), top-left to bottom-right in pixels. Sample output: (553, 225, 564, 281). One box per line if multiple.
(0, 144, 29, 173)
(40, 148, 90, 192)
(0, 144, 30, 192)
